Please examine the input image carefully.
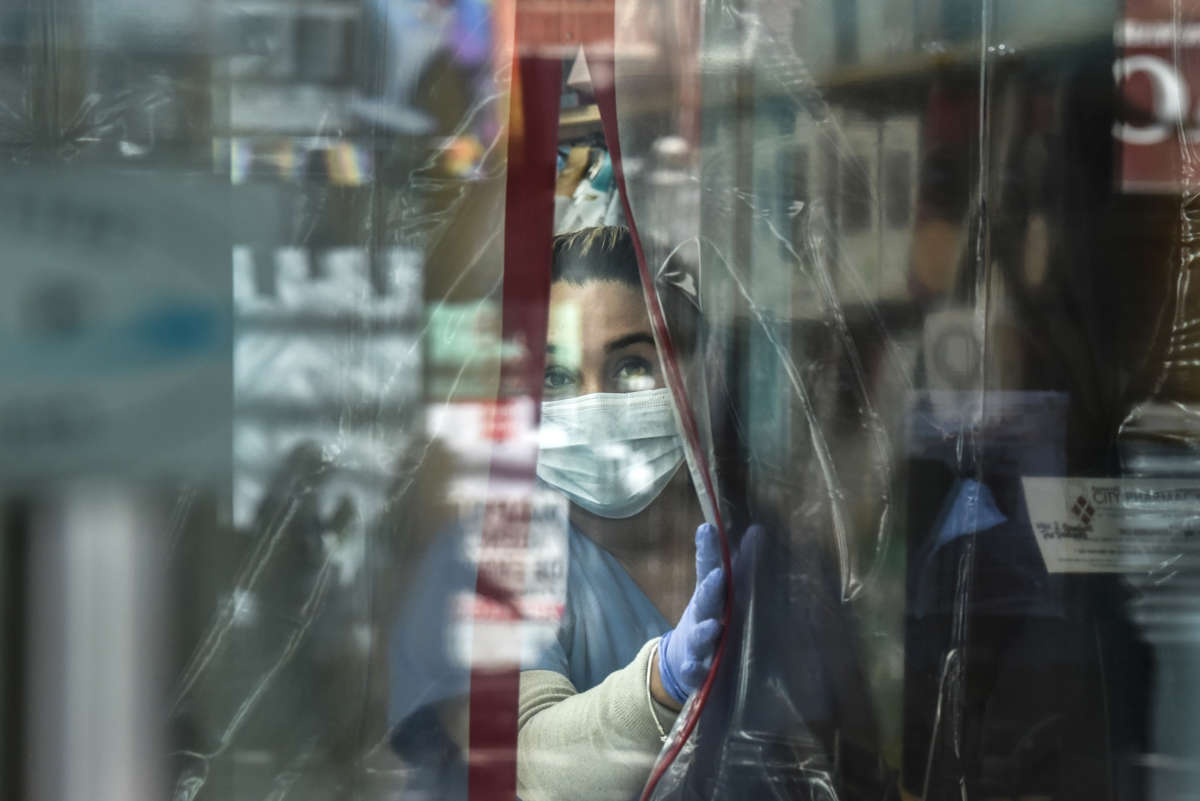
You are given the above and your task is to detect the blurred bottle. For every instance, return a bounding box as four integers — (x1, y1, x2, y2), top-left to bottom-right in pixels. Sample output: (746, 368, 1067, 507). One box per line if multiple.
(644, 135, 700, 252)
(1117, 188, 1200, 800)
(1119, 241, 1200, 475)
(25, 486, 167, 801)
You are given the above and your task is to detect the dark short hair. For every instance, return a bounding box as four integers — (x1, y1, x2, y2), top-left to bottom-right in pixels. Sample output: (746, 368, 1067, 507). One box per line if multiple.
(550, 225, 701, 356)
(551, 226, 641, 287)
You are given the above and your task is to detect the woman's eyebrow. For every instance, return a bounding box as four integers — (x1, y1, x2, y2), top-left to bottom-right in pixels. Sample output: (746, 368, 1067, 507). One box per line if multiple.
(604, 332, 655, 353)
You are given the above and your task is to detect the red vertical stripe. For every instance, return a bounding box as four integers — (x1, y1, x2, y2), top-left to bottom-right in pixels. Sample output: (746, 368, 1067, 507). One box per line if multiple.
(465, 4, 728, 799)
(465, 25, 562, 801)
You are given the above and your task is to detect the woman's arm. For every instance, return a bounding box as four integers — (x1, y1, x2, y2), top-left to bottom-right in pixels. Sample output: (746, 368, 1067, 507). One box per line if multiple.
(517, 638, 679, 801)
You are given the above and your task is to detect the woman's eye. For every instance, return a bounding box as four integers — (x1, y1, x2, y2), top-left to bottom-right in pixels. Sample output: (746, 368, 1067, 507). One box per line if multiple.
(612, 358, 656, 391)
(544, 366, 577, 395)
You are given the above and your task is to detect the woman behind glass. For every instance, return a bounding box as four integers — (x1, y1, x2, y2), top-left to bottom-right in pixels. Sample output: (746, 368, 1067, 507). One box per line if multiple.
(388, 227, 728, 801)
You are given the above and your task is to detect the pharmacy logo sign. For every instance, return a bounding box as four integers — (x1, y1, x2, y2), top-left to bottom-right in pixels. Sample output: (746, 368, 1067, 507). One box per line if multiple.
(1068, 488, 1096, 525)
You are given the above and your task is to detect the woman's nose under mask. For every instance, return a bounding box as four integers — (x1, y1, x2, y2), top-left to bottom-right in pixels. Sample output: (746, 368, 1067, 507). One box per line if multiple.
(536, 388, 685, 519)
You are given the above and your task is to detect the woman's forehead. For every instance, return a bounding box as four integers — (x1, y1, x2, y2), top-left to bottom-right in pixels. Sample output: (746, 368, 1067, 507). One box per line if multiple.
(548, 280, 651, 345)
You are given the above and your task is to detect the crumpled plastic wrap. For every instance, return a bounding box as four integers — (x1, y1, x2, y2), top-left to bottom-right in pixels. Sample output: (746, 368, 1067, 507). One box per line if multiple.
(4, 1, 1199, 801)
(611, 1, 1199, 800)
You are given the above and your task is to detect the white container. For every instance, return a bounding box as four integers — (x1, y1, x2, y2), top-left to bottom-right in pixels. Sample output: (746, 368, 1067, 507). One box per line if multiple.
(859, 0, 917, 68)
(879, 114, 921, 302)
(993, 0, 1114, 49)
(790, 109, 828, 319)
(835, 110, 883, 302)
(795, 0, 840, 81)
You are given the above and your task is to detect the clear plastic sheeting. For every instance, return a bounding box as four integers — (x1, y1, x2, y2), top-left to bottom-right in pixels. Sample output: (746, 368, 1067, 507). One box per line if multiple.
(611, 0, 1199, 799)
(2, 2, 1199, 801)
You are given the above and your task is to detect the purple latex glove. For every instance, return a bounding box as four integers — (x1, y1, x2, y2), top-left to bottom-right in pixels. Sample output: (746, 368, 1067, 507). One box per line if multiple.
(658, 523, 726, 705)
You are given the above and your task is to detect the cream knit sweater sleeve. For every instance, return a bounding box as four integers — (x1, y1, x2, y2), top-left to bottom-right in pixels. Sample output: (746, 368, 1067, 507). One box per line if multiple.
(516, 638, 679, 801)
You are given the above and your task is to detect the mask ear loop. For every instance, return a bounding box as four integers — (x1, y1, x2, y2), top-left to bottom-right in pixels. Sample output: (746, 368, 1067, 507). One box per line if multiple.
(587, 47, 735, 801)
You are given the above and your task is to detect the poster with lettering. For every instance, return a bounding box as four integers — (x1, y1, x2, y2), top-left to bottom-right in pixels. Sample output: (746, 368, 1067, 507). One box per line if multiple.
(1022, 477, 1200, 573)
(428, 400, 569, 668)
(451, 490, 570, 669)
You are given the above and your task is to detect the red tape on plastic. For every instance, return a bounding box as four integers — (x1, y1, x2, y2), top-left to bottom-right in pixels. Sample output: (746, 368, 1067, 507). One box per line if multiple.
(465, 47, 562, 801)
(587, 39, 735, 801)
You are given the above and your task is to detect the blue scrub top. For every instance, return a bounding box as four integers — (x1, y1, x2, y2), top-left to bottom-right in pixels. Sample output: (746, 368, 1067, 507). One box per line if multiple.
(388, 521, 670, 770)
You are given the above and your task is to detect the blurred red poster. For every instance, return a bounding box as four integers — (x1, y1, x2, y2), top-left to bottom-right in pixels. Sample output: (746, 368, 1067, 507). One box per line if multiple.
(511, 0, 614, 51)
(1118, 0, 1200, 192)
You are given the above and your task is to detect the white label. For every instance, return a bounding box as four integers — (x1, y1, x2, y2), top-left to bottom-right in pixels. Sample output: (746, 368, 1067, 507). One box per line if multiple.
(1022, 477, 1200, 574)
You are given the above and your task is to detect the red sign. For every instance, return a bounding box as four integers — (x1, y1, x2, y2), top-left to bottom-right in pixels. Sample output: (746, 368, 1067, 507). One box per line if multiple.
(1117, 0, 1200, 192)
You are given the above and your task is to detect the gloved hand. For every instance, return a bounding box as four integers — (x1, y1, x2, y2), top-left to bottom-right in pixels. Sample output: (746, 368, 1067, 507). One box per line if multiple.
(658, 522, 726, 705)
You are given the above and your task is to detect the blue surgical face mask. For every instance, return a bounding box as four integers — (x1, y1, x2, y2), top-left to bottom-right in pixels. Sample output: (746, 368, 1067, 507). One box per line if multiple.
(536, 388, 684, 519)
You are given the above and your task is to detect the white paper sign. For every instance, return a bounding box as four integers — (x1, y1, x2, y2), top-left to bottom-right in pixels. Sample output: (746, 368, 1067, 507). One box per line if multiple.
(1022, 477, 1200, 574)
(449, 489, 570, 669)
